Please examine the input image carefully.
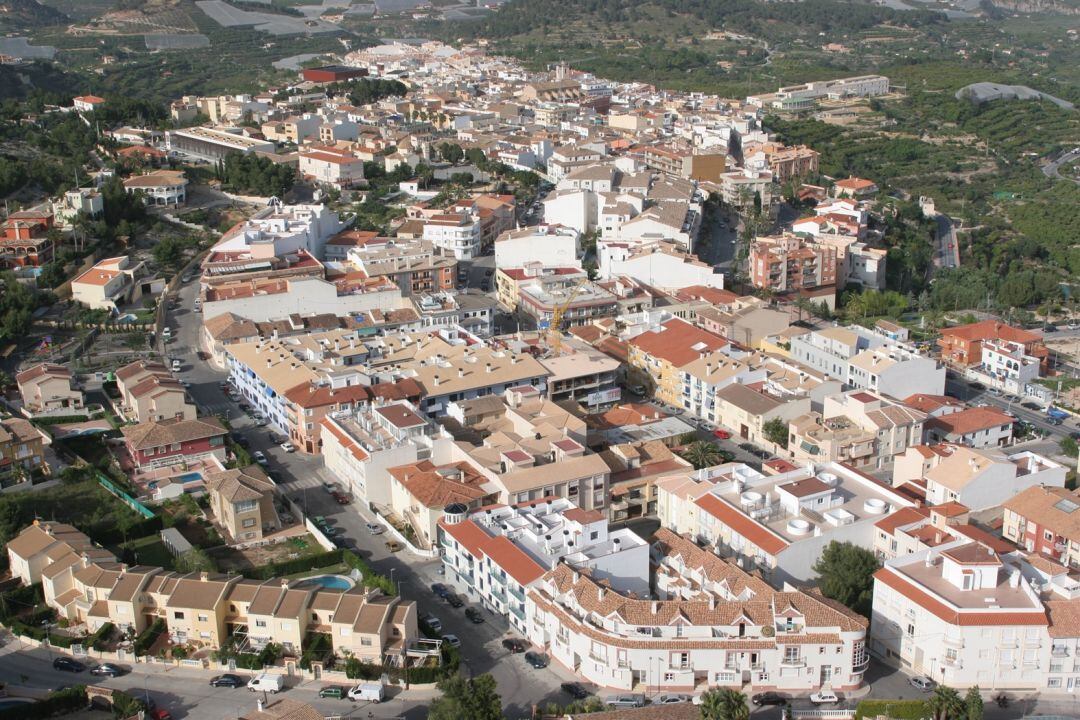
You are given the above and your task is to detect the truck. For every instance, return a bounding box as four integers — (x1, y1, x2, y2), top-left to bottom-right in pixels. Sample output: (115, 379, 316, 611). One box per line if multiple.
(247, 673, 284, 693)
(347, 682, 385, 703)
(1047, 406, 1070, 423)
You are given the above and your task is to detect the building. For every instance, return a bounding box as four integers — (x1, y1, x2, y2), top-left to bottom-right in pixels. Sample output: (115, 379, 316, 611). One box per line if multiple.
(16, 363, 83, 414)
(832, 177, 879, 198)
(526, 555, 869, 693)
(921, 445, 1065, 510)
(204, 465, 280, 543)
(870, 538, 1080, 691)
(813, 391, 926, 470)
(6, 520, 115, 586)
(938, 320, 1049, 373)
(52, 188, 103, 227)
(1003, 486, 1080, 569)
(597, 238, 725, 290)
(73, 95, 106, 113)
(302, 65, 368, 83)
(1, 207, 55, 269)
(0, 418, 45, 485)
(298, 146, 365, 189)
(388, 459, 492, 549)
(981, 338, 1042, 393)
(494, 224, 579, 270)
(165, 127, 275, 162)
(846, 345, 945, 398)
(790, 326, 884, 385)
(602, 440, 691, 521)
(122, 170, 188, 207)
(439, 496, 650, 633)
(657, 461, 917, 584)
(120, 416, 228, 471)
(627, 318, 729, 406)
(115, 360, 196, 424)
(71, 256, 163, 312)
(749, 233, 837, 296)
(210, 203, 344, 261)
(537, 339, 621, 407)
(925, 406, 1015, 448)
(517, 279, 619, 330)
(342, 236, 456, 296)
(422, 213, 482, 260)
(719, 168, 774, 210)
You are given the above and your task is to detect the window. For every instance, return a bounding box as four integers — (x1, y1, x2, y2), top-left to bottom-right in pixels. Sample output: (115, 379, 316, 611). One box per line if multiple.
(255, 620, 267, 628)
(197, 614, 208, 622)
(361, 638, 372, 646)
(784, 646, 800, 664)
(242, 518, 256, 528)
(1048, 678, 1062, 688)
(906, 624, 914, 637)
(173, 611, 184, 620)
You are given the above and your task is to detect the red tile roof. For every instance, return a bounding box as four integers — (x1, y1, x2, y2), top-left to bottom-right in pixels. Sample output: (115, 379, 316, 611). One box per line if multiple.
(940, 320, 1041, 345)
(694, 493, 788, 556)
(438, 519, 546, 587)
(629, 318, 727, 368)
(926, 406, 1014, 437)
(874, 506, 930, 535)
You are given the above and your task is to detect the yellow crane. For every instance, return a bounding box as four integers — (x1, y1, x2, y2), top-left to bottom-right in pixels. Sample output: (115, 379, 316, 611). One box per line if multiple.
(545, 277, 588, 353)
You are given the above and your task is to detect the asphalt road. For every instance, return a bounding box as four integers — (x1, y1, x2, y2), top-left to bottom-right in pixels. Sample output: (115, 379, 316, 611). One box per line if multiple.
(945, 375, 1076, 441)
(1041, 148, 1080, 184)
(933, 214, 960, 270)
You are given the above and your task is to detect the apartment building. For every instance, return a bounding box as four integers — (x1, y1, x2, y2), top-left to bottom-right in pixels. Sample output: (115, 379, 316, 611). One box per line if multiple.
(387, 459, 493, 549)
(16, 363, 83, 414)
(846, 345, 945, 398)
(938, 320, 1049, 374)
(1003, 486, 1080, 569)
(749, 233, 837, 296)
(204, 465, 280, 543)
(925, 406, 1015, 448)
(788, 413, 878, 469)
(211, 203, 344, 261)
(871, 538, 1080, 691)
(8, 523, 419, 661)
(816, 391, 926, 470)
(343, 237, 457, 296)
(921, 445, 1066, 510)
(526, 554, 869, 693)
(517, 279, 619, 330)
(679, 351, 767, 426)
(423, 212, 482, 260)
(981, 338, 1043, 393)
(166, 127, 275, 162)
(439, 497, 649, 633)
(659, 461, 915, 584)
(536, 339, 622, 407)
(744, 143, 820, 183)
(597, 238, 725, 290)
(718, 168, 774, 210)
(627, 318, 729, 406)
(298, 146, 365, 189)
(789, 325, 883, 383)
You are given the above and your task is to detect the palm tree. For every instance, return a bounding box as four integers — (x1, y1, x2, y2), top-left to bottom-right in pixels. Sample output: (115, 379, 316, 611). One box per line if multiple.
(681, 440, 722, 470)
(928, 685, 965, 720)
(700, 688, 749, 720)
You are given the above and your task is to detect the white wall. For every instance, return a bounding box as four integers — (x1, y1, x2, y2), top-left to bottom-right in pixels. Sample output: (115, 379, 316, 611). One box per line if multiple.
(495, 231, 579, 269)
(203, 278, 403, 323)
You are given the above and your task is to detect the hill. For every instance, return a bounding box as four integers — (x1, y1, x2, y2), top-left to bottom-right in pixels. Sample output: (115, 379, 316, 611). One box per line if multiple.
(0, 0, 68, 32)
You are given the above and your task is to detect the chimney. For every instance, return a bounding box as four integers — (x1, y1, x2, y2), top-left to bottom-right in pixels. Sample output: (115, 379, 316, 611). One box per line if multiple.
(651, 601, 659, 613)
(486, 362, 493, 374)
(200, 572, 209, 582)
(458, 368, 464, 378)
(709, 595, 716, 610)
(598, 586, 604, 602)
(433, 374, 440, 387)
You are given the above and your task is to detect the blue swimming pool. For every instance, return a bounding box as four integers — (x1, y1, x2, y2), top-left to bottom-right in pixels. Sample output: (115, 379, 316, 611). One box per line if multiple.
(176, 472, 203, 483)
(294, 574, 354, 590)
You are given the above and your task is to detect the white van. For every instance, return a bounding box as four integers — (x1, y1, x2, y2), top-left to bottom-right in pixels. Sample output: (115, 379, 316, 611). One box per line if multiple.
(247, 673, 284, 693)
(347, 682, 384, 702)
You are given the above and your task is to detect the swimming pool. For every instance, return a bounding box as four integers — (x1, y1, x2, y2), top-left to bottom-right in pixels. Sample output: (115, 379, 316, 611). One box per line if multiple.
(0, 699, 34, 711)
(294, 574, 355, 591)
(176, 472, 203, 483)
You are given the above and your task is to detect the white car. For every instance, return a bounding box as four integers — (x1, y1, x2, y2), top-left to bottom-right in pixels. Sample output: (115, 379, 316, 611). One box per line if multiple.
(253, 451, 268, 466)
(656, 694, 690, 704)
(280, 441, 296, 453)
(909, 675, 935, 692)
(365, 523, 384, 535)
(810, 691, 839, 704)
(441, 634, 461, 648)
(171, 360, 182, 372)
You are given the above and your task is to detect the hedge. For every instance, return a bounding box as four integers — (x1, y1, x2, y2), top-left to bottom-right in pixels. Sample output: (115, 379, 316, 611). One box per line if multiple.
(854, 699, 930, 720)
(240, 549, 343, 580)
(342, 550, 395, 596)
(344, 645, 459, 684)
(0, 583, 44, 624)
(32, 414, 92, 426)
(90, 621, 115, 651)
(133, 618, 166, 656)
(0, 686, 87, 720)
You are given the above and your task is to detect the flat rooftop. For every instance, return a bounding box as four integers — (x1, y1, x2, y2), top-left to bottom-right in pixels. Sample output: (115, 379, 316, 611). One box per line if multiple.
(895, 557, 1040, 611)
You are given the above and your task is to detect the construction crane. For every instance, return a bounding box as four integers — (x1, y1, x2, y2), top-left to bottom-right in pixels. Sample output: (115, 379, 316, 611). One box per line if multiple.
(545, 277, 588, 354)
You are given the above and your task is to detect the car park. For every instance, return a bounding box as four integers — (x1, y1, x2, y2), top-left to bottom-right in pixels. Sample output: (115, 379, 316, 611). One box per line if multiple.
(465, 607, 485, 624)
(441, 634, 461, 648)
(561, 682, 589, 700)
(52, 657, 85, 673)
(909, 675, 935, 692)
(524, 652, 548, 668)
(209, 674, 244, 688)
(318, 686, 346, 699)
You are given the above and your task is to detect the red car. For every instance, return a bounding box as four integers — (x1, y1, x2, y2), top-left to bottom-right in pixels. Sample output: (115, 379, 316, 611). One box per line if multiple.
(332, 492, 351, 505)
(712, 429, 731, 440)
(149, 710, 172, 720)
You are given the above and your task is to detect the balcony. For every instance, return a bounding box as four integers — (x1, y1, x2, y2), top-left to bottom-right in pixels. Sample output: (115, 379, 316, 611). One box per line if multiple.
(780, 657, 805, 668)
(1052, 645, 1070, 658)
(508, 585, 525, 603)
(943, 637, 964, 649)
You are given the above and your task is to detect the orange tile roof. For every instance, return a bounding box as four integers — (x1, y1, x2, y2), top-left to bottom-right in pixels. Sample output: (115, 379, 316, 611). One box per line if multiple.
(694, 493, 788, 556)
(629, 318, 727, 368)
(319, 418, 369, 463)
(926, 406, 1014, 437)
(874, 506, 930, 534)
(940, 320, 1041, 345)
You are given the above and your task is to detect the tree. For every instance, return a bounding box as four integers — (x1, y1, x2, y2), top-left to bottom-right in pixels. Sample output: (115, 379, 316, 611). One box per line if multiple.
(680, 441, 722, 470)
(965, 686, 983, 720)
(428, 674, 502, 720)
(699, 688, 749, 720)
(174, 547, 216, 573)
(811, 541, 879, 617)
(928, 685, 965, 720)
(762, 418, 789, 449)
(1060, 436, 1078, 459)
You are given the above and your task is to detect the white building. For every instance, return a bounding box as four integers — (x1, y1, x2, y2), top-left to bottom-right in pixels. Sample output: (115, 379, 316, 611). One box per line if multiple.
(210, 204, 344, 260)
(597, 237, 724, 290)
(122, 170, 188, 207)
(871, 538, 1080, 691)
(494, 224, 579, 270)
(920, 445, 1066, 510)
(846, 345, 945, 398)
(165, 126, 275, 162)
(298, 146, 365, 189)
(423, 213, 482, 260)
(438, 497, 650, 633)
(657, 461, 917, 585)
(202, 276, 401, 323)
(981, 338, 1042, 394)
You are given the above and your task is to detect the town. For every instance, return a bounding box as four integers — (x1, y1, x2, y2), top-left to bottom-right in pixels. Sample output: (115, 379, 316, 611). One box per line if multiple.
(0, 30, 1079, 720)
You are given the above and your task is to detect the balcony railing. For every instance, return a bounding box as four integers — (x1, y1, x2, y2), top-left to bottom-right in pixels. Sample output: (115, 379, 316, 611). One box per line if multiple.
(1052, 646, 1070, 658)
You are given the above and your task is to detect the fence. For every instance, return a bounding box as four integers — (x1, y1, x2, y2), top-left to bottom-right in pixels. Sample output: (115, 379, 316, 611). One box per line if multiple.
(96, 472, 155, 519)
(373, 511, 439, 559)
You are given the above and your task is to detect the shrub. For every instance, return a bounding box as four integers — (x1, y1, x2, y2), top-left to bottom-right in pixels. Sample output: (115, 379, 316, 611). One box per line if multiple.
(133, 618, 165, 656)
(855, 699, 929, 720)
(89, 622, 115, 651)
(0, 686, 88, 719)
(240, 549, 343, 580)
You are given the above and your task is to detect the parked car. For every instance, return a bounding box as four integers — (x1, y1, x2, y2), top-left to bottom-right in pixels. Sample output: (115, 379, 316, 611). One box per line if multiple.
(385, 540, 402, 552)
(445, 593, 464, 608)
(148, 710, 172, 720)
(322, 482, 338, 493)
(561, 682, 589, 700)
(90, 663, 126, 677)
(431, 583, 449, 598)
(209, 674, 244, 688)
(712, 429, 731, 440)
(332, 492, 351, 505)
(247, 673, 283, 693)
(810, 690, 839, 704)
(657, 694, 690, 704)
(365, 523, 384, 535)
(604, 694, 645, 708)
(230, 433, 249, 448)
(464, 607, 485, 624)
(524, 652, 548, 669)
(1021, 402, 1041, 410)
(280, 441, 296, 453)
(52, 657, 85, 673)
(171, 360, 182, 372)
(252, 451, 268, 466)
(441, 634, 461, 648)
(318, 686, 346, 699)
(752, 692, 788, 706)
(502, 638, 527, 653)
(909, 675, 935, 692)
(421, 614, 442, 633)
